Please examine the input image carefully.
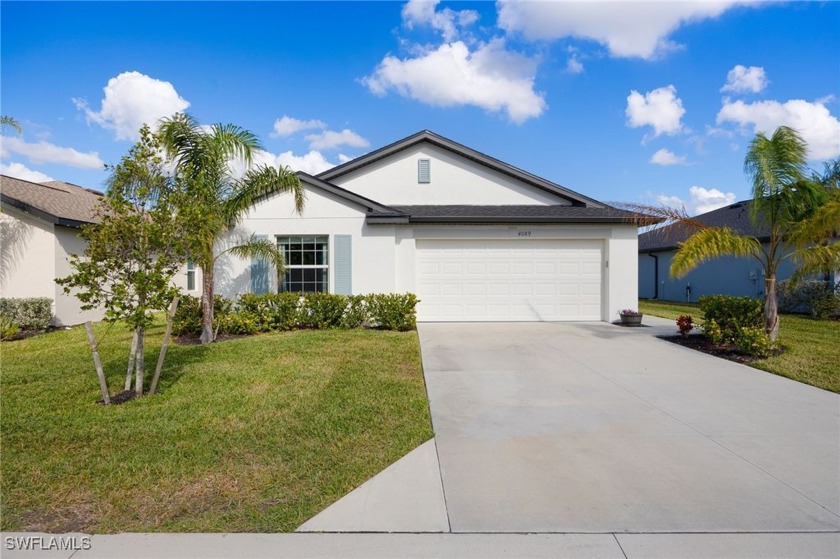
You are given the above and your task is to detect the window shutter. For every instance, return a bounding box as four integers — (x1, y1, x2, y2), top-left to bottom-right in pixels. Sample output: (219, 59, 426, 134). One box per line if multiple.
(334, 235, 352, 295)
(418, 158, 431, 183)
(251, 235, 270, 294)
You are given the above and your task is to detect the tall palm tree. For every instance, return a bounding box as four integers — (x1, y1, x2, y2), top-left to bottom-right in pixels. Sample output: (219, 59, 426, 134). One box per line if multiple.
(158, 113, 305, 343)
(670, 126, 827, 341)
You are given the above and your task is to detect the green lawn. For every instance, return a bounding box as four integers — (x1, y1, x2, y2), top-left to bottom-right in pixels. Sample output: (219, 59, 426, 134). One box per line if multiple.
(0, 321, 432, 533)
(640, 299, 840, 393)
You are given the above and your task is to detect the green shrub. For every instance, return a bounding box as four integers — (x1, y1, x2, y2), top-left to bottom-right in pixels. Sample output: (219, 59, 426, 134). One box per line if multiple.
(735, 326, 773, 357)
(238, 293, 301, 331)
(367, 293, 419, 331)
(0, 315, 21, 340)
(0, 297, 52, 332)
(699, 295, 763, 344)
(219, 310, 259, 336)
(777, 280, 839, 319)
(172, 295, 234, 336)
(703, 319, 724, 345)
(340, 295, 368, 329)
(301, 293, 348, 329)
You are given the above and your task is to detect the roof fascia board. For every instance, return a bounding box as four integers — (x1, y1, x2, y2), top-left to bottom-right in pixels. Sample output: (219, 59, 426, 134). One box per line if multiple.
(295, 172, 405, 217)
(317, 131, 603, 208)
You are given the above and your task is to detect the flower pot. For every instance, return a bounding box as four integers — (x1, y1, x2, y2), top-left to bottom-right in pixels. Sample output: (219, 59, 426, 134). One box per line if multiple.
(620, 314, 643, 326)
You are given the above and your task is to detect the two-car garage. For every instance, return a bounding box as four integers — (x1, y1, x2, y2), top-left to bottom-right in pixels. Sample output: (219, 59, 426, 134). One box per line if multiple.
(415, 239, 604, 322)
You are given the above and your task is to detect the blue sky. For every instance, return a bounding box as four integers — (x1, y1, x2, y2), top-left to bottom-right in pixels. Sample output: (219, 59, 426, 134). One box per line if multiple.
(2, 1, 838, 214)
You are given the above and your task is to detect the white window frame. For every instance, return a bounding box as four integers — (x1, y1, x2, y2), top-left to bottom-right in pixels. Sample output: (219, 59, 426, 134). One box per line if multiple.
(276, 235, 329, 293)
(186, 260, 196, 291)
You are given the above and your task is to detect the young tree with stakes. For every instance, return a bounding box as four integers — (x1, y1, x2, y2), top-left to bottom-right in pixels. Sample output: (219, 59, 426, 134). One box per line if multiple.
(58, 125, 189, 400)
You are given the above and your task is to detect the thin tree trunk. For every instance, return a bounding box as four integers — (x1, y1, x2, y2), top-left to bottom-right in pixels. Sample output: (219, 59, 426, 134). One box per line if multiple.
(765, 276, 780, 341)
(200, 265, 215, 344)
(85, 322, 110, 404)
(134, 326, 145, 396)
(149, 297, 179, 396)
(124, 329, 139, 391)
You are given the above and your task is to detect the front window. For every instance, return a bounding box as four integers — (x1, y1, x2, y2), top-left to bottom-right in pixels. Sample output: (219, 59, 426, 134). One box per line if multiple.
(186, 260, 196, 291)
(277, 235, 328, 293)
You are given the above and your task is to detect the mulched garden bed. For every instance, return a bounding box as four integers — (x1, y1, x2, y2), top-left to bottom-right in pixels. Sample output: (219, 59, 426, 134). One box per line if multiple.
(659, 333, 784, 365)
(97, 390, 137, 405)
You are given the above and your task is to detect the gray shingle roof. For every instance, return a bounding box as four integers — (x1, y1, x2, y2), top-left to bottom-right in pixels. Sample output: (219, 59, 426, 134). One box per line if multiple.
(639, 200, 769, 253)
(378, 205, 644, 224)
(1, 175, 103, 227)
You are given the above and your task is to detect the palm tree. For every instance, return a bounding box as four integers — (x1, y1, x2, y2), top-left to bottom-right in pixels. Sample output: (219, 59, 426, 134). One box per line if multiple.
(1, 115, 22, 134)
(158, 113, 305, 344)
(788, 160, 840, 282)
(670, 126, 827, 341)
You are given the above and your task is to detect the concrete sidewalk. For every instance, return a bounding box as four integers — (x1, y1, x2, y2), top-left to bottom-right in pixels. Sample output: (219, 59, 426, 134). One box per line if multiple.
(3, 532, 839, 558)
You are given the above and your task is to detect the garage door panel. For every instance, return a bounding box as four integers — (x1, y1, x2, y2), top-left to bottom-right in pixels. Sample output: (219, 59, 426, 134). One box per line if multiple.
(416, 239, 602, 322)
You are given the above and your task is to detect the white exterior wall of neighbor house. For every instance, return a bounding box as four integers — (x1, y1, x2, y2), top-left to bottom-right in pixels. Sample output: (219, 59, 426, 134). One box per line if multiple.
(330, 144, 570, 206)
(0, 209, 56, 302)
(53, 226, 105, 326)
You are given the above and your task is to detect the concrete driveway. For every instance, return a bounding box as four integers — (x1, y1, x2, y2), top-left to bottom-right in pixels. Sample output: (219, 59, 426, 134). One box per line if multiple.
(418, 321, 840, 534)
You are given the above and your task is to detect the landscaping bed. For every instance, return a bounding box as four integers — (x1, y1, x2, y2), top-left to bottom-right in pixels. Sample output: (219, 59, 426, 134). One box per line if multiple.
(659, 333, 784, 366)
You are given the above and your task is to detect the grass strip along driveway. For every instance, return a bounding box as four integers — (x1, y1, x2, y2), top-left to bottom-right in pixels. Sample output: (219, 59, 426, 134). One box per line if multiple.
(1, 321, 432, 533)
(640, 300, 839, 393)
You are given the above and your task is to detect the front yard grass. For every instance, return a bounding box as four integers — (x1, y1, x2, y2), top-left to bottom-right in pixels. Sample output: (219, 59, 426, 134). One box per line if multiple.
(640, 299, 840, 393)
(0, 321, 432, 532)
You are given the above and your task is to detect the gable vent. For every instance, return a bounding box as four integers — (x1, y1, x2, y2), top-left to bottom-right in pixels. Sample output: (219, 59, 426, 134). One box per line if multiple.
(418, 158, 431, 183)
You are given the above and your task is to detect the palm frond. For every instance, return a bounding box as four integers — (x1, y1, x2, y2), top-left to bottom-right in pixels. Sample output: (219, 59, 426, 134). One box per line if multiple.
(207, 123, 261, 166)
(670, 227, 762, 279)
(221, 237, 285, 273)
(224, 165, 305, 224)
(1, 115, 22, 134)
(790, 243, 840, 283)
(744, 126, 809, 225)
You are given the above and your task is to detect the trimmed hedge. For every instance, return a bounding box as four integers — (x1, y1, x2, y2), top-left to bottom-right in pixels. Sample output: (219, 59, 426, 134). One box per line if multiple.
(698, 295, 763, 344)
(0, 297, 53, 334)
(174, 292, 419, 336)
(777, 280, 840, 319)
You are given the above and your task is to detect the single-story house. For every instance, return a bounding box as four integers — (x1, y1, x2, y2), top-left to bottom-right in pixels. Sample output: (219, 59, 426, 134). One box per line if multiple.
(0, 175, 198, 326)
(638, 199, 837, 302)
(217, 130, 643, 322)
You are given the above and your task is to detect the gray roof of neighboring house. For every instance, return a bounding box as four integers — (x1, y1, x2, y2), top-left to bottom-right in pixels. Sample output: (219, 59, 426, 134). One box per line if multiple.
(381, 205, 644, 224)
(316, 130, 605, 208)
(0, 175, 103, 227)
(639, 200, 769, 253)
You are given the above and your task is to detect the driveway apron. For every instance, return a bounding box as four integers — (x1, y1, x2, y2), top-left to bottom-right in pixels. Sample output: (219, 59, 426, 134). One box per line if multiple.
(417, 322, 840, 534)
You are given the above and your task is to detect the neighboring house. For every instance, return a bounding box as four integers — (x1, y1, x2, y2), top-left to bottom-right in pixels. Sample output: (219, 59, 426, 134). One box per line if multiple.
(638, 199, 836, 302)
(0, 175, 199, 326)
(217, 130, 642, 322)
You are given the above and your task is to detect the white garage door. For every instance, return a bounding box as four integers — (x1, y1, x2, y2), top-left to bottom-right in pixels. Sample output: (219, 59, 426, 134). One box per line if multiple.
(416, 239, 603, 322)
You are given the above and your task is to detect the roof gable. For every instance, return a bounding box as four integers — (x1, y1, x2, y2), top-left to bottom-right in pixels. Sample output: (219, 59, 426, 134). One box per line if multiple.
(317, 130, 603, 208)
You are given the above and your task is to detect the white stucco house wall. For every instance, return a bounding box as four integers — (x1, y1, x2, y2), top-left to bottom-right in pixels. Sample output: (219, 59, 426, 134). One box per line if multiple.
(216, 130, 641, 322)
(0, 175, 199, 326)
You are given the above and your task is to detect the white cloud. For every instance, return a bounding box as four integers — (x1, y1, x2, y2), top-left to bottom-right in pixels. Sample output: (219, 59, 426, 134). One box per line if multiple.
(716, 98, 840, 159)
(305, 129, 370, 151)
(721, 65, 768, 94)
(73, 71, 190, 141)
(566, 56, 584, 74)
(1, 136, 103, 169)
(402, 0, 479, 42)
(228, 149, 338, 177)
(271, 116, 326, 138)
(363, 39, 545, 123)
(626, 85, 685, 136)
(0, 162, 54, 183)
(496, 0, 746, 60)
(650, 148, 687, 166)
(656, 186, 736, 215)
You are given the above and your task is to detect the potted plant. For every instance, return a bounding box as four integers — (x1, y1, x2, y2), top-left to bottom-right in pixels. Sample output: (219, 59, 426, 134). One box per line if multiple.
(619, 309, 643, 326)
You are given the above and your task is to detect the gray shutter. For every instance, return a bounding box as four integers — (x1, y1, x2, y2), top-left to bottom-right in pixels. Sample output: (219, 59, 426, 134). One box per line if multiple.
(418, 158, 431, 183)
(250, 235, 269, 294)
(334, 235, 352, 295)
